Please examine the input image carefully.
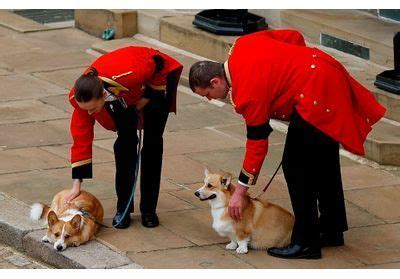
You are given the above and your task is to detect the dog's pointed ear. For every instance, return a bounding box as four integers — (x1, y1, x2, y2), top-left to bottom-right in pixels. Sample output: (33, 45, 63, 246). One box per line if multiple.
(47, 211, 58, 228)
(204, 168, 210, 178)
(221, 173, 232, 189)
(70, 215, 81, 230)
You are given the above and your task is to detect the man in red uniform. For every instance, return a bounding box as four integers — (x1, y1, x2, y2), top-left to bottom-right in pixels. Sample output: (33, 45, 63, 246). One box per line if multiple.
(189, 29, 385, 259)
(67, 46, 182, 229)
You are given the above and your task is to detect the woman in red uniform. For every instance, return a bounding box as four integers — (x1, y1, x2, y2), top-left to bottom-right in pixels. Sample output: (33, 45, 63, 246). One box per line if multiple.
(189, 30, 385, 259)
(66, 46, 182, 229)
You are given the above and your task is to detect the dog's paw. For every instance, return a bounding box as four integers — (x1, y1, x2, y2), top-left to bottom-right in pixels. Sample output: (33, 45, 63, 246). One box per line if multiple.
(41, 235, 50, 243)
(236, 246, 248, 254)
(225, 242, 238, 250)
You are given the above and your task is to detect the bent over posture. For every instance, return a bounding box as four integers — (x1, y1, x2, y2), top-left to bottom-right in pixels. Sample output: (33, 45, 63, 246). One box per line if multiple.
(67, 46, 182, 229)
(189, 29, 385, 259)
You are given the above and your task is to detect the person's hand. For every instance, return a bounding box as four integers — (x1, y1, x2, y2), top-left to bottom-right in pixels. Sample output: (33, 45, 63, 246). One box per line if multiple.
(228, 183, 248, 222)
(135, 97, 150, 111)
(64, 179, 82, 204)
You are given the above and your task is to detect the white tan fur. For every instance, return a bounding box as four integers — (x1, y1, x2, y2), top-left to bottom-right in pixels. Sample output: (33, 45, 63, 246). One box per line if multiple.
(30, 189, 104, 251)
(195, 169, 294, 254)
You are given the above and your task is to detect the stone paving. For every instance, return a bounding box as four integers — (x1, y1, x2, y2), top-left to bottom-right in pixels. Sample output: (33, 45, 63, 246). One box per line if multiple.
(0, 243, 49, 269)
(0, 14, 400, 269)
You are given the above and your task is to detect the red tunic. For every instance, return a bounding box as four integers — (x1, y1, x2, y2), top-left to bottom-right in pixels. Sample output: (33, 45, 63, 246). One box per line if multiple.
(224, 30, 386, 186)
(69, 46, 182, 176)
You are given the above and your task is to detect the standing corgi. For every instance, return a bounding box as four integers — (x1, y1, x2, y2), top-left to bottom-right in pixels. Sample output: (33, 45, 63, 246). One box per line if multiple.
(195, 169, 294, 254)
(30, 189, 104, 251)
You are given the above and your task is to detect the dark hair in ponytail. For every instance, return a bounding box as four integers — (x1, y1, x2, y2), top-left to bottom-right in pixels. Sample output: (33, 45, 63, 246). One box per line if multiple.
(74, 67, 104, 103)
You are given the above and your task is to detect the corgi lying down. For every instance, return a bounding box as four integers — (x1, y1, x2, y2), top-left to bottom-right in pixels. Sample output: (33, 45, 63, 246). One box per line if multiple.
(30, 189, 104, 251)
(195, 169, 294, 254)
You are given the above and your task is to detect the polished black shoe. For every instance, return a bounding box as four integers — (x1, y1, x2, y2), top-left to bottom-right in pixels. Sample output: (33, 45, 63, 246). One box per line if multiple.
(320, 232, 344, 247)
(267, 243, 321, 259)
(112, 211, 131, 229)
(141, 213, 159, 228)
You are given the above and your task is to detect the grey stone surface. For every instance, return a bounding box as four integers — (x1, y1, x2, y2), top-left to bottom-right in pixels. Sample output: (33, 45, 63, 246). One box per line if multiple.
(364, 120, 400, 165)
(0, 34, 70, 56)
(39, 94, 74, 113)
(166, 101, 242, 132)
(0, 100, 70, 125)
(0, 119, 71, 149)
(137, 10, 175, 40)
(0, 192, 44, 250)
(23, 229, 141, 269)
(115, 263, 143, 269)
(0, 10, 53, 33)
(34, 67, 86, 91)
(0, 242, 50, 269)
(74, 10, 137, 39)
(280, 10, 397, 67)
(0, 165, 118, 205)
(160, 15, 236, 62)
(5, 254, 32, 267)
(26, 28, 102, 51)
(0, 74, 66, 102)
(0, 147, 68, 175)
(0, 49, 94, 73)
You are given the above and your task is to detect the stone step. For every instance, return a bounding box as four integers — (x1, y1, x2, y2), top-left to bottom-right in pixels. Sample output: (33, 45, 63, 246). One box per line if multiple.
(74, 9, 137, 39)
(279, 9, 399, 68)
(0, 10, 68, 33)
(91, 34, 400, 166)
(136, 9, 198, 41)
(365, 119, 400, 165)
(160, 15, 236, 63)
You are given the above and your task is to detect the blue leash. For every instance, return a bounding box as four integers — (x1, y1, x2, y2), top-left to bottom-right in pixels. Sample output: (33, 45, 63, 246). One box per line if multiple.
(112, 129, 142, 228)
(81, 129, 142, 229)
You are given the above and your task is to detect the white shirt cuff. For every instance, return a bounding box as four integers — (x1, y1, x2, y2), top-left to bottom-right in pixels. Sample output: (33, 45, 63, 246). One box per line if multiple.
(238, 180, 251, 188)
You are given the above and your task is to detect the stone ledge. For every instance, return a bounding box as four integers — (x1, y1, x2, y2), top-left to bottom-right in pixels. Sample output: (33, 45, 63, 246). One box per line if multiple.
(74, 9, 137, 39)
(0, 192, 44, 251)
(280, 10, 398, 67)
(0, 192, 141, 269)
(23, 230, 142, 269)
(0, 10, 67, 33)
(160, 15, 236, 62)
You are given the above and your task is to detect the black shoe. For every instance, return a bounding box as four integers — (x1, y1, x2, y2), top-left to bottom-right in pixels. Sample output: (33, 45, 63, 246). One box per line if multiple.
(267, 243, 321, 259)
(320, 232, 344, 247)
(141, 213, 159, 228)
(112, 211, 131, 229)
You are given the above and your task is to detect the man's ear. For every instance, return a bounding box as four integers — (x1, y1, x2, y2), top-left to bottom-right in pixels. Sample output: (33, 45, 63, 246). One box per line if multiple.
(221, 173, 232, 188)
(70, 215, 82, 231)
(47, 211, 58, 228)
(210, 77, 221, 87)
(204, 168, 210, 178)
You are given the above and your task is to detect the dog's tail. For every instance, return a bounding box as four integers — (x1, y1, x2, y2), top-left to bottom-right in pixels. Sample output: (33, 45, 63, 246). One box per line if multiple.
(30, 203, 50, 222)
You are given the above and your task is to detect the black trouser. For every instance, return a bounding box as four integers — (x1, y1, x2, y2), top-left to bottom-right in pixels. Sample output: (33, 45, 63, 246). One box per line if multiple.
(282, 110, 348, 247)
(139, 78, 173, 214)
(108, 77, 174, 214)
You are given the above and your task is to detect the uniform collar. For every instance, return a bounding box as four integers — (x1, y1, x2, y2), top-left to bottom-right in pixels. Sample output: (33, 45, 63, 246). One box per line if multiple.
(223, 61, 232, 88)
(223, 61, 235, 108)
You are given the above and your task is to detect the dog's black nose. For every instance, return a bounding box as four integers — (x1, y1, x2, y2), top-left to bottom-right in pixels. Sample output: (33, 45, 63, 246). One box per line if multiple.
(194, 191, 200, 197)
(56, 245, 63, 251)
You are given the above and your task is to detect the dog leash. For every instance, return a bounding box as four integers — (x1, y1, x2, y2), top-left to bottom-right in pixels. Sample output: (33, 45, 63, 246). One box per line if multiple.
(82, 129, 142, 229)
(80, 128, 143, 229)
(253, 160, 282, 199)
(112, 128, 142, 228)
(81, 210, 113, 229)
